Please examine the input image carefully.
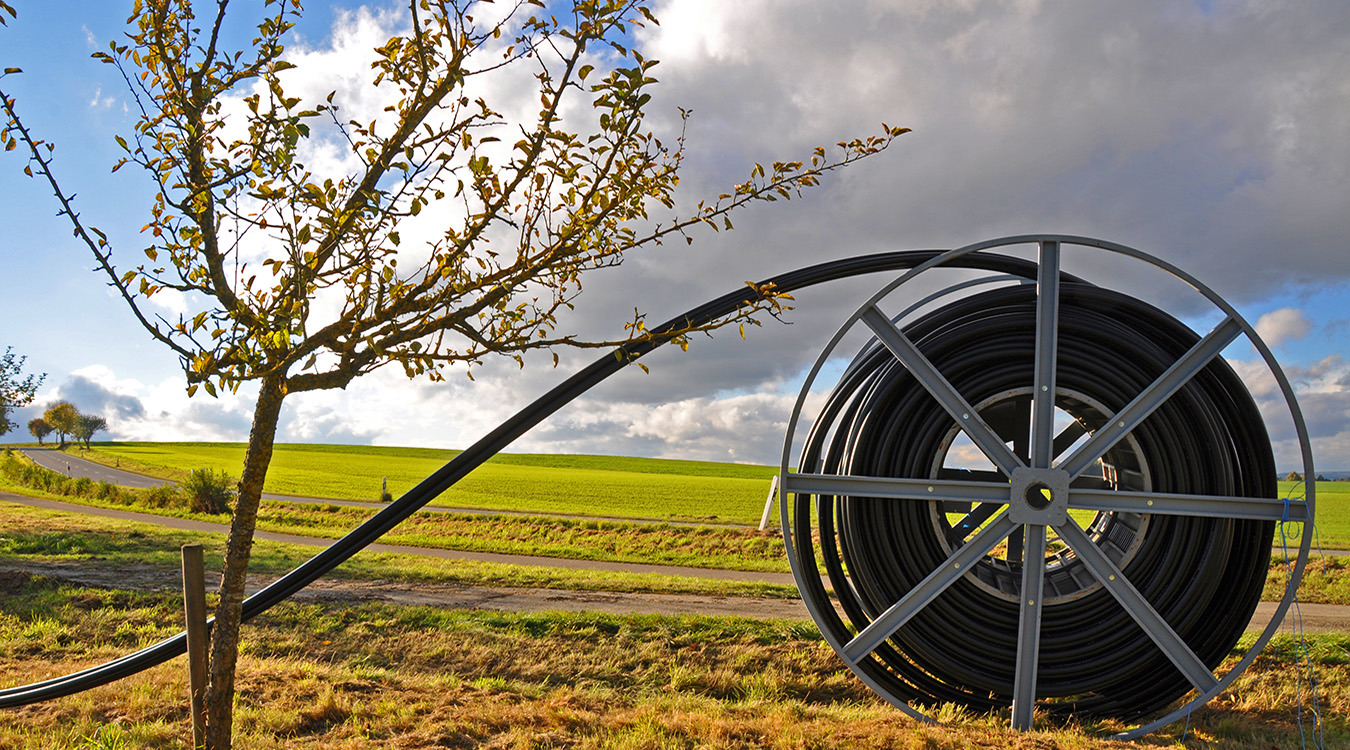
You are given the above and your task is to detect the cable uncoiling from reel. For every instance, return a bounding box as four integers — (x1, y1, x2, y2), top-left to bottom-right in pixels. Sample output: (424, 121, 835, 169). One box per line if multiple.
(0, 249, 1050, 708)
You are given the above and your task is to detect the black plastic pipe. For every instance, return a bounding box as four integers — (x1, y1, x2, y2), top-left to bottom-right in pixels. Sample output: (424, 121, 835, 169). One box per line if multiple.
(1, 249, 1062, 708)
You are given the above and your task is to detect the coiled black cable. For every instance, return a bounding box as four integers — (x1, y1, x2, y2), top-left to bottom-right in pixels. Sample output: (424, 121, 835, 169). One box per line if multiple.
(793, 282, 1275, 719)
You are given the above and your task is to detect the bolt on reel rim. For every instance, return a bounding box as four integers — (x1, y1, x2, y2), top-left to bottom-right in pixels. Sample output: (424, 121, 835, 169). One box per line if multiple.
(778, 235, 1316, 739)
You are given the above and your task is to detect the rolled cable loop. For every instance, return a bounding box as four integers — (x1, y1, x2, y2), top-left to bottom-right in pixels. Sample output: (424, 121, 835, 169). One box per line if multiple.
(793, 281, 1276, 719)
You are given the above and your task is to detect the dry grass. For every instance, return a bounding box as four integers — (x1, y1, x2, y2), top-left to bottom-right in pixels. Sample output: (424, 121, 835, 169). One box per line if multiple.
(256, 502, 791, 573)
(1266, 553, 1350, 605)
(0, 575, 1345, 749)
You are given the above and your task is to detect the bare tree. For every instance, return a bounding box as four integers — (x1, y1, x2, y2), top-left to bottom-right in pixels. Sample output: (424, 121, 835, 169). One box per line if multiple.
(1, 1, 905, 746)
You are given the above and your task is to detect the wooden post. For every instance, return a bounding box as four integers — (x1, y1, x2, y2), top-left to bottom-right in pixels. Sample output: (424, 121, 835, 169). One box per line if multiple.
(181, 544, 208, 749)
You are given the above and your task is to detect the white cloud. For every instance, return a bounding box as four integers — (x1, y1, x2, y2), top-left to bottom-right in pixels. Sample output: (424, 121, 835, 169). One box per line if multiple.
(532, 389, 809, 464)
(1229, 354, 1350, 470)
(636, 0, 1350, 298)
(13, 1, 1350, 474)
(1255, 307, 1313, 347)
(13, 365, 254, 444)
(86, 85, 115, 110)
(144, 288, 189, 317)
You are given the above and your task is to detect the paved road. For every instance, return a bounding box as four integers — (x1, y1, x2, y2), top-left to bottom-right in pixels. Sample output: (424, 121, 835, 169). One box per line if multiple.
(22, 448, 173, 489)
(17, 448, 750, 527)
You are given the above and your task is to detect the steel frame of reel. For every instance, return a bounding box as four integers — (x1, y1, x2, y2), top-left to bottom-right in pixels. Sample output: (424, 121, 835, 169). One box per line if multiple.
(779, 235, 1316, 739)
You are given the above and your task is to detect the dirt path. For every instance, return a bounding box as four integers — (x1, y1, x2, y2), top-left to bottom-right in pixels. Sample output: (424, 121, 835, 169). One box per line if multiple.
(0, 559, 809, 619)
(2, 557, 1345, 631)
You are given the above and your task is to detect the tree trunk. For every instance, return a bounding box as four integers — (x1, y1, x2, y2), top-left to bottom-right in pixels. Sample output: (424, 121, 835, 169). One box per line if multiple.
(203, 373, 286, 750)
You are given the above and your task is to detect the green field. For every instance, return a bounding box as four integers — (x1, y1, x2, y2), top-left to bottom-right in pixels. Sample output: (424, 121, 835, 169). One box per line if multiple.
(1277, 479, 1350, 550)
(75, 442, 1350, 543)
(83, 442, 778, 524)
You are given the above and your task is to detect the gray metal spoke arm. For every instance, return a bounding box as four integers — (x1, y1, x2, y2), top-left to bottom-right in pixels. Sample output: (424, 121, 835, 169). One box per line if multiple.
(860, 305, 1024, 475)
(1071, 489, 1309, 522)
(1012, 523, 1047, 730)
(1060, 317, 1242, 479)
(1030, 240, 1060, 469)
(1057, 521, 1219, 692)
(842, 512, 1018, 664)
(783, 473, 1011, 505)
(1052, 421, 1087, 461)
(950, 501, 1003, 539)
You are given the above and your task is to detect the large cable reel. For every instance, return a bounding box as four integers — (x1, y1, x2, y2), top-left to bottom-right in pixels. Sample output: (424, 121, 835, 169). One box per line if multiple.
(780, 235, 1316, 738)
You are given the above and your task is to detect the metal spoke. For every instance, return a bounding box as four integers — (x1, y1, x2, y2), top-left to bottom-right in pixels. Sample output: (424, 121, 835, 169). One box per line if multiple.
(950, 502, 1002, 541)
(938, 468, 1006, 483)
(1031, 241, 1060, 469)
(1058, 521, 1219, 691)
(860, 305, 1024, 475)
(1011, 398, 1030, 463)
(783, 473, 1011, 505)
(1071, 489, 1310, 522)
(1060, 317, 1243, 479)
(1011, 523, 1047, 730)
(843, 512, 1018, 664)
(1007, 524, 1024, 563)
(1052, 421, 1087, 460)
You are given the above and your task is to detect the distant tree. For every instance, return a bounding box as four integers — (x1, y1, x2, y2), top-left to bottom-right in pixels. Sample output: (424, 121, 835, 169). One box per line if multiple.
(1315, 474, 1328, 483)
(73, 413, 107, 450)
(27, 417, 51, 444)
(1, 2, 904, 747)
(1285, 471, 1304, 482)
(0, 346, 44, 437)
(43, 401, 79, 449)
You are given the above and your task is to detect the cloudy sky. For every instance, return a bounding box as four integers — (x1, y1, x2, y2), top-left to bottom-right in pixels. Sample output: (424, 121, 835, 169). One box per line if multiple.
(1, 0, 1347, 472)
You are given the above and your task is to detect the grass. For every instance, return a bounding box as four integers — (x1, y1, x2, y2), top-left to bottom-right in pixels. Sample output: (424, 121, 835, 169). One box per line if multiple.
(0, 574, 1345, 749)
(8, 489, 1350, 610)
(1266, 553, 1350, 606)
(1280, 479, 1350, 550)
(8, 446, 1350, 605)
(76, 442, 780, 524)
(60, 443, 1350, 547)
(0, 501, 801, 600)
(0, 451, 792, 574)
(254, 502, 792, 572)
